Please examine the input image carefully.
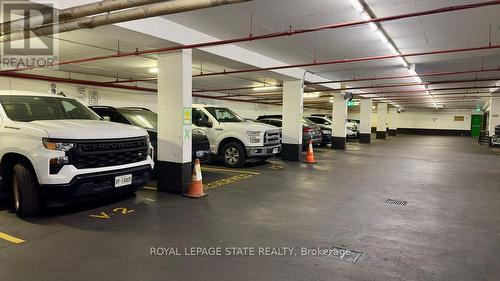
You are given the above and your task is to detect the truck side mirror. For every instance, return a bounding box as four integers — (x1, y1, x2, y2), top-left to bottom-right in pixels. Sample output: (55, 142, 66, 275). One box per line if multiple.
(198, 118, 213, 128)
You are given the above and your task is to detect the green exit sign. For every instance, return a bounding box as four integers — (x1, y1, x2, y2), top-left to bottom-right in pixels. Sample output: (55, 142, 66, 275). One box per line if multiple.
(347, 101, 355, 107)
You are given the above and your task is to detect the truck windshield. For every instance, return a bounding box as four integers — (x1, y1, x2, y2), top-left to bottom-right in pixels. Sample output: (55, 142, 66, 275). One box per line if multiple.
(119, 109, 157, 130)
(0, 95, 100, 122)
(205, 107, 244, 123)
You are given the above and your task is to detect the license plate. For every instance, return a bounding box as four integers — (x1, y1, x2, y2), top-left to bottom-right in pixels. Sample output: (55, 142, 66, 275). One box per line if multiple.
(115, 174, 132, 187)
(196, 150, 206, 158)
(272, 147, 279, 154)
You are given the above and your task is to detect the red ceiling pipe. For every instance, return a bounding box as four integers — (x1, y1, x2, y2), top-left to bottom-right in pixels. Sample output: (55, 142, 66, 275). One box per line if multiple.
(0, 72, 288, 106)
(0, 72, 158, 93)
(1, 1, 499, 73)
(222, 78, 500, 97)
(193, 45, 500, 77)
(105, 66, 500, 85)
(307, 67, 500, 85)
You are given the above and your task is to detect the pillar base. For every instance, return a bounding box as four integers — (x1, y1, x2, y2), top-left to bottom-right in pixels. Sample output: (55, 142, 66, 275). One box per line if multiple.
(388, 129, 397, 136)
(359, 133, 371, 144)
(157, 161, 192, 194)
(331, 137, 346, 149)
(376, 131, 387, 139)
(282, 143, 302, 162)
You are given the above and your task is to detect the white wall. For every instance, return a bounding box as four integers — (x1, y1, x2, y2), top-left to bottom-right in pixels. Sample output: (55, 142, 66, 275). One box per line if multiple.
(348, 109, 472, 130)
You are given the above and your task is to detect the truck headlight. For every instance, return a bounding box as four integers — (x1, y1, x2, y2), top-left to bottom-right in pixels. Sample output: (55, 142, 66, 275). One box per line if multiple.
(193, 128, 207, 136)
(145, 136, 154, 158)
(43, 138, 74, 151)
(246, 131, 262, 143)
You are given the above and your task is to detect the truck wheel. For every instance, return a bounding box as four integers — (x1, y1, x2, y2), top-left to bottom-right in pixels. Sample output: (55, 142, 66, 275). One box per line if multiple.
(12, 163, 40, 218)
(222, 142, 246, 168)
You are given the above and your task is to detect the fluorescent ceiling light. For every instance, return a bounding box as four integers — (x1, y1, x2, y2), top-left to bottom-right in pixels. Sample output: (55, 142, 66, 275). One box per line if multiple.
(375, 30, 388, 44)
(360, 94, 379, 98)
(387, 43, 398, 55)
(397, 56, 408, 68)
(254, 86, 280, 92)
(349, 0, 364, 13)
(149, 67, 158, 74)
(304, 92, 321, 98)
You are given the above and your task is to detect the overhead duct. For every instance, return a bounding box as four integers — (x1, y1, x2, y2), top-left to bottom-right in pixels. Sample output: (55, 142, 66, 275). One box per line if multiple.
(0, 0, 252, 43)
(0, 0, 169, 35)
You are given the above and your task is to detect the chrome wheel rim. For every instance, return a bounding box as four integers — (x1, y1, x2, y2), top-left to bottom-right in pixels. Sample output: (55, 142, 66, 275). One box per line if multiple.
(224, 147, 239, 164)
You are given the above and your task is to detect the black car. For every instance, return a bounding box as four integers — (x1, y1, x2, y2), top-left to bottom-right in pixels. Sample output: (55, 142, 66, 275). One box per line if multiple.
(89, 106, 211, 164)
(256, 115, 323, 149)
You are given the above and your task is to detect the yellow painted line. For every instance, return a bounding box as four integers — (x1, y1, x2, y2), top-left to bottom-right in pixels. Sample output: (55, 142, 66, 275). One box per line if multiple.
(0, 232, 25, 244)
(202, 166, 261, 175)
(143, 186, 157, 190)
(205, 174, 254, 190)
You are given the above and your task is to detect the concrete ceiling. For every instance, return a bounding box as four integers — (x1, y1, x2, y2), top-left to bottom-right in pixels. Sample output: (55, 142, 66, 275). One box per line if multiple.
(18, 0, 500, 109)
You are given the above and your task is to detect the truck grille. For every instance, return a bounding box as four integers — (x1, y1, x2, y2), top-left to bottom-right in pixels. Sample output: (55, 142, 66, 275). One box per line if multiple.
(70, 137, 148, 169)
(264, 130, 281, 146)
(193, 138, 210, 152)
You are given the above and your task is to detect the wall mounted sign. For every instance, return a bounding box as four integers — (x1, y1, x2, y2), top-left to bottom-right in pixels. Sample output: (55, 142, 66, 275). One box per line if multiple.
(454, 116, 465, 122)
(48, 82, 57, 94)
(88, 90, 98, 105)
(183, 107, 192, 125)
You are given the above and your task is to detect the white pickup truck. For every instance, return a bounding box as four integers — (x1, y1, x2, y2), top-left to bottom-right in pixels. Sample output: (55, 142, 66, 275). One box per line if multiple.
(0, 92, 154, 217)
(192, 104, 281, 167)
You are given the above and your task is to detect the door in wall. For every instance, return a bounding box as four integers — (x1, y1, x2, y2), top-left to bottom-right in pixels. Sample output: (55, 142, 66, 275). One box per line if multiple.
(470, 114, 483, 137)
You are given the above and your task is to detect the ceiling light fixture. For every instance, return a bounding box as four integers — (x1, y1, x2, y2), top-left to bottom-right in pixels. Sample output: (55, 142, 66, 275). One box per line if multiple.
(304, 92, 321, 98)
(253, 85, 280, 92)
(148, 67, 158, 74)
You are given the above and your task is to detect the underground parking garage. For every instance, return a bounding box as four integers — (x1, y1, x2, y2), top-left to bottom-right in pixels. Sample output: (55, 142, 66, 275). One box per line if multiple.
(0, 0, 500, 280)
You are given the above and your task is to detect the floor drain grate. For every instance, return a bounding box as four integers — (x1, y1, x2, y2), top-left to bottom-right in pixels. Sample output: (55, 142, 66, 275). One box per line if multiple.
(327, 245, 363, 263)
(385, 199, 407, 206)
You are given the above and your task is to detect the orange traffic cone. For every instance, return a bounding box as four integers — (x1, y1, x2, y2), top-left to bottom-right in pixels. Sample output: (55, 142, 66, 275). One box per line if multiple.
(184, 159, 207, 199)
(303, 140, 317, 164)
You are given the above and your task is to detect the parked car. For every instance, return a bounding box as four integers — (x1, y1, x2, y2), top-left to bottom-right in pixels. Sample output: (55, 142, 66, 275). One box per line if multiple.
(0, 93, 154, 217)
(256, 115, 323, 149)
(89, 106, 211, 165)
(304, 117, 332, 146)
(192, 105, 281, 168)
(309, 115, 359, 139)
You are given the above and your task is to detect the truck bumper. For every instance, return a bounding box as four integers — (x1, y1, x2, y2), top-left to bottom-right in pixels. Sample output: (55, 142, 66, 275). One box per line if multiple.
(246, 144, 281, 158)
(40, 165, 151, 207)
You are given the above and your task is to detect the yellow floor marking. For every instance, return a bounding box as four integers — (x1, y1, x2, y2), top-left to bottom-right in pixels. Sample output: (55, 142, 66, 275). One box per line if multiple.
(89, 212, 111, 219)
(202, 166, 261, 175)
(205, 174, 254, 190)
(142, 173, 254, 192)
(0, 232, 25, 244)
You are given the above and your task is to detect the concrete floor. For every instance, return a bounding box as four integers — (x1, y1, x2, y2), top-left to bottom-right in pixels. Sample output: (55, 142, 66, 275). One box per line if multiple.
(1, 135, 499, 281)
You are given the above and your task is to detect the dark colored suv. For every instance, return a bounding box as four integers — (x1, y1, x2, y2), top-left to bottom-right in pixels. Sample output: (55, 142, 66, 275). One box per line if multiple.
(256, 115, 323, 149)
(89, 106, 211, 164)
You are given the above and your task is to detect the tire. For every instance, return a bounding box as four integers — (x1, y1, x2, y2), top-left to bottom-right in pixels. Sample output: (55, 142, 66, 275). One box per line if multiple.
(222, 142, 246, 168)
(12, 163, 40, 218)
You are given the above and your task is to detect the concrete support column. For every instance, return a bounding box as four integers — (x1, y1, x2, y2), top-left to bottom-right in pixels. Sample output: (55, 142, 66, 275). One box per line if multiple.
(156, 50, 192, 194)
(489, 96, 500, 137)
(282, 80, 304, 161)
(388, 107, 398, 136)
(359, 99, 372, 143)
(332, 93, 347, 149)
(376, 102, 388, 139)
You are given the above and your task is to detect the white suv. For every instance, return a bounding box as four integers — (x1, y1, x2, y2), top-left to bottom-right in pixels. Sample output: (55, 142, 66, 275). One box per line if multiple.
(0, 93, 154, 217)
(192, 104, 281, 167)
